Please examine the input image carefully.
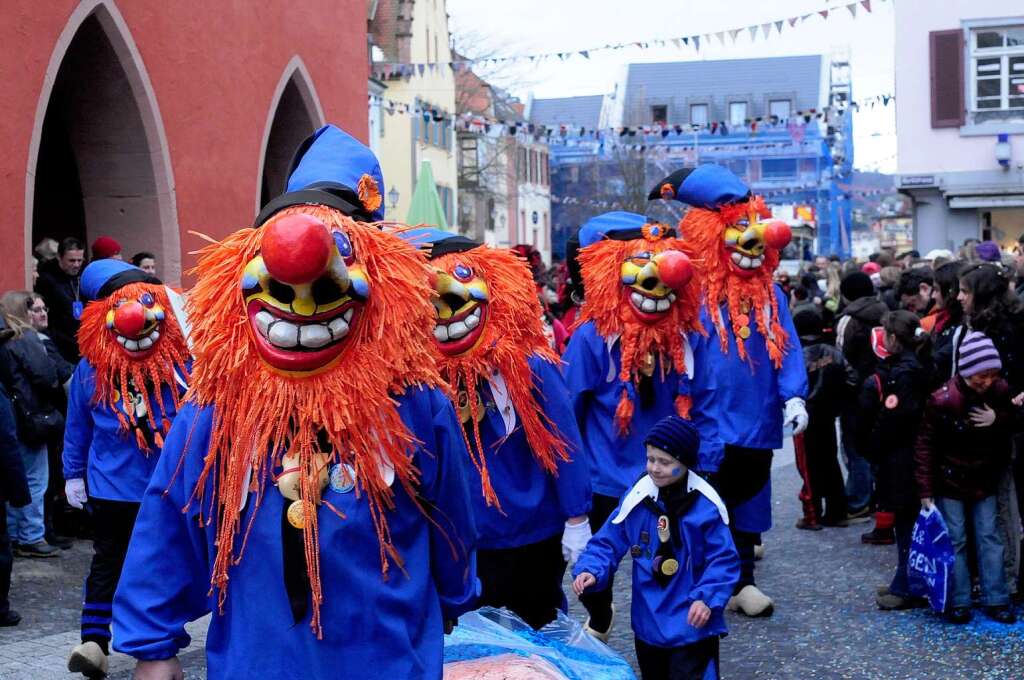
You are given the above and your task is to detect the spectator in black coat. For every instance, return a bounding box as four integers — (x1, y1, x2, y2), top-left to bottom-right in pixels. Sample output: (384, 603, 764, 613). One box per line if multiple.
(858, 311, 932, 610)
(34, 237, 86, 363)
(835, 272, 889, 519)
(0, 372, 31, 626)
(792, 308, 857, 529)
(929, 261, 965, 388)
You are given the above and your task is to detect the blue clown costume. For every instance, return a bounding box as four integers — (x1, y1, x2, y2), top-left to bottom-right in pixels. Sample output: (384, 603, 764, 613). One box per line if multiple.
(573, 416, 739, 680)
(400, 228, 592, 630)
(650, 164, 808, 618)
(111, 126, 479, 679)
(562, 211, 701, 638)
(62, 259, 190, 676)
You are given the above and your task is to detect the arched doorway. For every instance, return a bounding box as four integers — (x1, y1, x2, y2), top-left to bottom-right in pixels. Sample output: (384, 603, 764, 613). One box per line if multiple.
(27, 1, 180, 283)
(257, 58, 324, 210)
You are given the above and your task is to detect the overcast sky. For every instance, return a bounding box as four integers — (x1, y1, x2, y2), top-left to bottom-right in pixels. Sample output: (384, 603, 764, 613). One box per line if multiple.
(447, 0, 897, 173)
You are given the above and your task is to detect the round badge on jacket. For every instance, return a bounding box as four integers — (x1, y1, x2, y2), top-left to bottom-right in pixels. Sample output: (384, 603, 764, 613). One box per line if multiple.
(884, 394, 899, 409)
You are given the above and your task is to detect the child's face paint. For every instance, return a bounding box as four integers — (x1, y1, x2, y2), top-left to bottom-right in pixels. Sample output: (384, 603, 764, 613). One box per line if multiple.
(646, 445, 686, 487)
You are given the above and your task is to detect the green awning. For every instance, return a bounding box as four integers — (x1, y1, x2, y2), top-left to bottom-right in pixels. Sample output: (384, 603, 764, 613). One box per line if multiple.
(406, 160, 449, 230)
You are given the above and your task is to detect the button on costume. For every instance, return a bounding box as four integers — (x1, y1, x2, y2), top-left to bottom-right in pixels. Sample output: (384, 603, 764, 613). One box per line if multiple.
(650, 165, 808, 617)
(111, 125, 478, 679)
(401, 229, 592, 630)
(62, 259, 190, 677)
(562, 212, 701, 638)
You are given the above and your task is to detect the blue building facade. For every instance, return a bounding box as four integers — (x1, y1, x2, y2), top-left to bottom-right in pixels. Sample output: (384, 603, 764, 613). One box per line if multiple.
(529, 56, 854, 261)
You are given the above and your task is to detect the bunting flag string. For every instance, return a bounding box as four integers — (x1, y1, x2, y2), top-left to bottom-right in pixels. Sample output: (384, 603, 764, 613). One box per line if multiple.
(552, 184, 892, 212)
(371, 0, 886, 78)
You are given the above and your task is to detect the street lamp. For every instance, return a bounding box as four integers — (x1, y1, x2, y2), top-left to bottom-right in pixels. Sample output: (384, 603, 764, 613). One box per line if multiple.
(388, 186, 400, 211)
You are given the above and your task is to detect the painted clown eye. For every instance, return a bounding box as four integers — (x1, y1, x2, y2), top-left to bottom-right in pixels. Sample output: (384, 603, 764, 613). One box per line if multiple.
(453, 264, 473, 282)
(140, 292, 155, 308)
(333, 231, 355, 265)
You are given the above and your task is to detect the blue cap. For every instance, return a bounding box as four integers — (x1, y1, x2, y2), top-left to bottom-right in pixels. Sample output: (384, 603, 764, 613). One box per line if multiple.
(644, 415, 700, 468)
(81, 259, 161, 301)
(577, 211, 675, 249)
(399, 227, 481, 259)
(648, 164, 751, 210)
(255, 124, 386, 225)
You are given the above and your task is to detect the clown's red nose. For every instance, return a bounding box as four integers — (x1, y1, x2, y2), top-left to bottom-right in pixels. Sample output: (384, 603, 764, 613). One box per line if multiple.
(763, 221, 792, 250)
(655, 250, 694, 290)
(114, 302, 147, 337)
(262, 214, 334, 285)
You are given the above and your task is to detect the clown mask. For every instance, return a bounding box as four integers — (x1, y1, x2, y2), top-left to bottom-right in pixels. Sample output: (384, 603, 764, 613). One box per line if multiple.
(104, 288, 168, 357)
(618, 226, 694, 324)
(721, 208, 792, 278)
(240, 213, 370, 373)
(430, 261, 489, 356)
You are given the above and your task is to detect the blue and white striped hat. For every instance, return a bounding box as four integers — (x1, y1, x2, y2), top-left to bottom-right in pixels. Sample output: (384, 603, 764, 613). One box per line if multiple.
(958, 331, 1002, 378)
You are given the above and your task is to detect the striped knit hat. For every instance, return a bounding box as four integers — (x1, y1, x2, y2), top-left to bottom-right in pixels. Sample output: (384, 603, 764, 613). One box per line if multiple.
(958, 331, 1002, 378)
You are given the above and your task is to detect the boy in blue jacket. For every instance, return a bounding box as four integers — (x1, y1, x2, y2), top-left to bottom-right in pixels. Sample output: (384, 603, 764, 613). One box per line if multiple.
(61, 259, 190, 677)
(573, 416, 739, 680)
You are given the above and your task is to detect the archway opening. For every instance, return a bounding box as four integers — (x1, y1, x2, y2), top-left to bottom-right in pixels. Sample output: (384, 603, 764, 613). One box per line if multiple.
(260, 77, 319, 208)
(32, 12, 172, 277)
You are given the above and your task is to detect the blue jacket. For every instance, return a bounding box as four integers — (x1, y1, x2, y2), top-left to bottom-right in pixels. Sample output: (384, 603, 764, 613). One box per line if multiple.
(573, 475, 739, 648)
(467, 356, 591, 550)
(688, 286, 808, 472)
(563, 321, 685, 497)
(62, 360, 187, 502)
(112, 385, 479, 680)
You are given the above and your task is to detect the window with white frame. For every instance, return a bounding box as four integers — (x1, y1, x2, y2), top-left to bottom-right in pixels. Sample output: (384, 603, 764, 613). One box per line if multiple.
(769, 99, 791, 120)
(970, 25, 1024, 112)
(729, 101, 748, 126)
(690, 103, 708, 126)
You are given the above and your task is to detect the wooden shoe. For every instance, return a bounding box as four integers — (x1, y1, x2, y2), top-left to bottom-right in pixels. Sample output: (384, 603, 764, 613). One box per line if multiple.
(727, 585, 774, 617)
(68, 641, 108, 677)
(583, 604, 615, 643)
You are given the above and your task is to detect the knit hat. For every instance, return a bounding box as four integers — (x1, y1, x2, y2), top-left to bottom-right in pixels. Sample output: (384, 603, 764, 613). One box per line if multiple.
(644, 415, 700, 469)
(975, 241, 1002, 263)
(91, 236, 122, 260)
(841, 271, 875, 301)
(793, 307, 823, 340)
(958, 331, 1002, 378)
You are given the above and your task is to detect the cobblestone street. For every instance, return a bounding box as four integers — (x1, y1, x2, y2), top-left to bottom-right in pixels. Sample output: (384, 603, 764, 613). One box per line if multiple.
(4, 442, 1024, 679)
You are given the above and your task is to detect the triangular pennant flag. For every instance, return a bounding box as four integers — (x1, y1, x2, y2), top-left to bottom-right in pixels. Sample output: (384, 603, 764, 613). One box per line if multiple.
(681, 36, 689, 45)
(730, 28, 742, 42)
(716, 31, 725, 45)
(775, 20, 784, 33)
(789, 16, 799, 27)
(748, 25, 758, 40)
(801, 13, 811, 21)
(819, 9, 829, 19)
(417, 63, 425, 76)
(581, 50, 590, 59)
(693, 35, 701, 50)
(861, 0, 872, 11)
(672, 38, 682, 48)
(762, 23, 772, 39)
(847, 3, 857, 17)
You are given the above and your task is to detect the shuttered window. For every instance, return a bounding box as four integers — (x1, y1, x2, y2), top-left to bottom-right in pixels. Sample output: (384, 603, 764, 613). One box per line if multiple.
(930, 29, 965, 128)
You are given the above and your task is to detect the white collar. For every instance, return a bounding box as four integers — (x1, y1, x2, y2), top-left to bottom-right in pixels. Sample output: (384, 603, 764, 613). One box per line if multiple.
(612, 473, 729, 526)
(602, 333, 694, 381)
(485, 370, 517, 435)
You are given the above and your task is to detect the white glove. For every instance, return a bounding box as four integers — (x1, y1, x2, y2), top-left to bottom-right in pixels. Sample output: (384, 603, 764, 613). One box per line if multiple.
(969, 405, 996, 428)
(784, 397, 809, 436)
(561, 519, 592, 565)
(65, 478, 88, 509)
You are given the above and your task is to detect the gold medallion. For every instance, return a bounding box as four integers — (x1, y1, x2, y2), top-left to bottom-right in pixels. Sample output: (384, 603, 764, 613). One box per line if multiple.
(738, 326, 751, 340)
(661, 558, 679, 576)
(286, 499, 306, 529)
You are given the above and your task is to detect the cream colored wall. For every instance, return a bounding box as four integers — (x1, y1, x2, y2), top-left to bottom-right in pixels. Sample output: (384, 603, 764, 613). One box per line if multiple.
(376, 0, 457, 226)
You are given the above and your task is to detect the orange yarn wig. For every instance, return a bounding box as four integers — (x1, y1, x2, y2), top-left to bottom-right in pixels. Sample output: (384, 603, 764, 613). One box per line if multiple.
(576, 234, 702, 434)
(428, 245, 570, 506)
(679, 196, 789, 367)
(185, 204, 444, 636)
(77, 282, 190, 450)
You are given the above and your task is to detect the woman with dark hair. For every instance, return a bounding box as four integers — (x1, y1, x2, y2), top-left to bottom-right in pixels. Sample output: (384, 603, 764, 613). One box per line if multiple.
(930, 261, 965, 387)
(958, 263, 1024, 596)
(858, 310, 932, 610)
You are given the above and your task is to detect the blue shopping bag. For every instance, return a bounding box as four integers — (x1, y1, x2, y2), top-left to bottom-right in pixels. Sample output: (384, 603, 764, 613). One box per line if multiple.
(907, 506, 956, 613)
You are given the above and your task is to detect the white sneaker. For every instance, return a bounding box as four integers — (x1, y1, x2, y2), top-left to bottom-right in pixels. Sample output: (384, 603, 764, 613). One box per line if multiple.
(727, 584, 774, 617)
(68, 641, 108, 676)
(583, 603, 616, 642)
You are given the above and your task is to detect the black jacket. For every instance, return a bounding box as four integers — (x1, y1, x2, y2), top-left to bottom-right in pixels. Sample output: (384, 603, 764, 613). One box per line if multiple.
(802, 339, 858, 420)
(836, 296, 889, 382)
(0, 329, 65, 442)
(857, 351, 931, 512)
(34, 258, 82, 362)
(971, 309, 1024, 395)
(0, 386, 30, 506)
